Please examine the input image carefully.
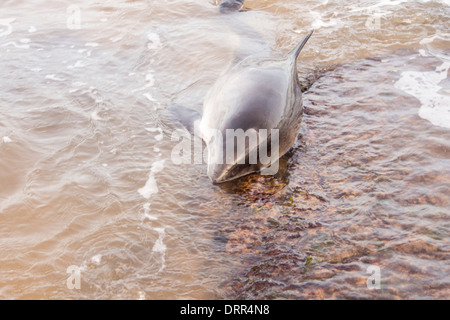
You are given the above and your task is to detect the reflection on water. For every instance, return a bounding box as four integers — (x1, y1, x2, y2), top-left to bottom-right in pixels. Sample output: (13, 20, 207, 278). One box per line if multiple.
(0, 0, 449, 299)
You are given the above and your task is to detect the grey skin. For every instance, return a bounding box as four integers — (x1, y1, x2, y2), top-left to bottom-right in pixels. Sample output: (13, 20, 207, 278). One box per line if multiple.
(169, 1, 313, 183)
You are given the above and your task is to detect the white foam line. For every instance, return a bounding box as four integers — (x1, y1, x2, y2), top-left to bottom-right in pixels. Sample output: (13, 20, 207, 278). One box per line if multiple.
(137, 291, 146, 300)
(152, 227, 166, 272)
(147, 31, 162, 50)
(311, 14, 338, 29)
(138, 175, 158, 199)
(67, 60, 88, 69)
(142, 92, 161, 110)
(138, 159, 165, 199)
(394, 53, 450, 129)
(146, 127, 164, 141)
(90, 110, 102, 121)
(152, 228, 166, 253)
(1, 41, 30, 49)
(350, 0, 409, 12)
(422, 0, 450, 6)
(132, 73, 155, 93)
(143, 203, 158, 220)
(45, 74, 65, 81)
(91, 254, 102, 265)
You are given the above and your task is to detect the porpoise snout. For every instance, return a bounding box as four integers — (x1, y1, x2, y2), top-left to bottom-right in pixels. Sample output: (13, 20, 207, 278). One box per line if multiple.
(208, 161, 259, 184)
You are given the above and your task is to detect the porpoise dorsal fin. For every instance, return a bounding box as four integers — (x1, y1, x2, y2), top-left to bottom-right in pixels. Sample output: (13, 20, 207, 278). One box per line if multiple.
(290, 29, 314, 62)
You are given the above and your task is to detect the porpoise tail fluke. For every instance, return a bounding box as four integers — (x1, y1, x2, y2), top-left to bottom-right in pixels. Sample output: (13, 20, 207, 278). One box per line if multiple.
(219, 0, 245, 14)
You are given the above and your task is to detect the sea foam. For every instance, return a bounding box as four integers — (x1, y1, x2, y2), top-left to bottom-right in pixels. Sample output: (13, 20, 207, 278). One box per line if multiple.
(138, 159, 165, 199)
(395, 50, 450, 129)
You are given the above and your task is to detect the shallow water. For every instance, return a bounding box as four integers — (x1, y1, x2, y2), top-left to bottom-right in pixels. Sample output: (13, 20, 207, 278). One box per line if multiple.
(0, 0, 449, 299)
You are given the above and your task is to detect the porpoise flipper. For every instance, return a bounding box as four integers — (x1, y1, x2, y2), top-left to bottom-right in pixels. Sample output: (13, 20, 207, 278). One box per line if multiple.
(167, 103, 202, 135)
